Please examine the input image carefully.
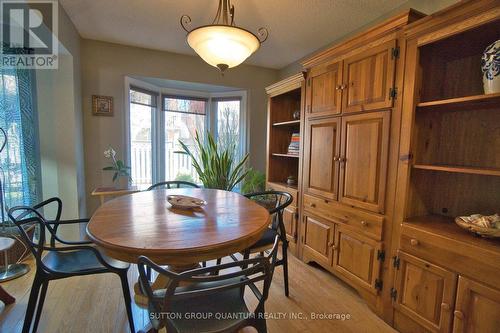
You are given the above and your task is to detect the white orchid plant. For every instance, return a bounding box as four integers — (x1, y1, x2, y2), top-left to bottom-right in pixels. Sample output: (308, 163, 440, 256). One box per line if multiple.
(102, 146, 131, 183)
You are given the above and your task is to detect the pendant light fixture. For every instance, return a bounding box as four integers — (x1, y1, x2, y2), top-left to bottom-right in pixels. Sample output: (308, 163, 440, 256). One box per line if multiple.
(180, 0, 268, 72)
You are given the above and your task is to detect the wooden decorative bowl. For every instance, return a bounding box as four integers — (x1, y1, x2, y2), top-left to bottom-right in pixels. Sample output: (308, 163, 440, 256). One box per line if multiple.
(455, 214, 500, 238)
(167, 195, 206, 210)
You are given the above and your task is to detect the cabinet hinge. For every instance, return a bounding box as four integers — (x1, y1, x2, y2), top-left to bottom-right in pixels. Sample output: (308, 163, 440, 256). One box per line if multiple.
(399, 153, 413, 161)
(389, 87, 398, 99)
(390, 287, 398, 301)
(393, 256, 400, 269)
(375, 279, 383, 291)
(377, 250, 385, 262)
(391, 46, 400, 59)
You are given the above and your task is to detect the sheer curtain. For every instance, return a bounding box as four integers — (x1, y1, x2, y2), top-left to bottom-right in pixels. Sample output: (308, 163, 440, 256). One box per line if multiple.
(0, 67, 41, 223)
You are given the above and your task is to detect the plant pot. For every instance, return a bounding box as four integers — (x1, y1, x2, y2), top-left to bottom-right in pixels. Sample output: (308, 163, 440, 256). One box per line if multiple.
(481, 39, 500, 94)
(116, 176, 130, 189)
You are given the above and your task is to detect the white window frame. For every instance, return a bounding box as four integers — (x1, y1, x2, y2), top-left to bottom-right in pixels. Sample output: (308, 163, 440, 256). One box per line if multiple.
(124, 77, 248, 186)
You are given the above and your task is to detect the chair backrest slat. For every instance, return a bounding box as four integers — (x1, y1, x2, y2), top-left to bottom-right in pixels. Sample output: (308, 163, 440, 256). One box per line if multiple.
(137, 236, 280, 330)
(244, 191, 293, 237)
(147, 181, 199, 191)
(8, 197, 65, 271)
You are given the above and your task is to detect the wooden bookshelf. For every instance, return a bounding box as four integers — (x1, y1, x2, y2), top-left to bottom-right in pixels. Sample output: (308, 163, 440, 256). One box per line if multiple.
(265, 73, 304, 187)
(265, 73, 305, 257)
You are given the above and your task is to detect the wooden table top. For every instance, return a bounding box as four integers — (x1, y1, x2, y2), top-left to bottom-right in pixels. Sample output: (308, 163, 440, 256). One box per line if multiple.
(86, 188, 270, 266)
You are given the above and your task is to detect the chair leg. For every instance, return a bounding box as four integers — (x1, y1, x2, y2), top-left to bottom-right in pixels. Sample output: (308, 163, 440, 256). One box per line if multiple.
(118, 272, 135, 333)
(242, 250, 250, 270)
(32, 280, 49, 333)
(22, 273, 43, 333)
(255, 318, 268, 333)
(254, 305, 268, 333)
(282, 242, 289, 297)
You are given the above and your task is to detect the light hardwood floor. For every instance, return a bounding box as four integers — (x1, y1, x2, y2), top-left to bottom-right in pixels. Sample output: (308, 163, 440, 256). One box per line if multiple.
(0, 253, 395, 333)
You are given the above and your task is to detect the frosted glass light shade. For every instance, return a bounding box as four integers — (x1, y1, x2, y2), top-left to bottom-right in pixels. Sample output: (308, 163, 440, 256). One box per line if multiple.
(187, 25, 260, 70)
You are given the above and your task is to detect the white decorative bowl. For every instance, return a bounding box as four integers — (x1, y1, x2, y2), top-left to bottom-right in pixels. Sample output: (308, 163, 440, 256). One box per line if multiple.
(167, 195, 206, 210)
(481, 40, 500, 94)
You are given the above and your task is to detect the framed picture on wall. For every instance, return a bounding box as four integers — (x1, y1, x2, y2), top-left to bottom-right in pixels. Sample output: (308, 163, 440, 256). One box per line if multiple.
(92, 95, 114, 116)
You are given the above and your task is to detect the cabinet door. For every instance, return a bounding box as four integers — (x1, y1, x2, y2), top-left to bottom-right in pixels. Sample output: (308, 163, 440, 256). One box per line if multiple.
(303, 117, 341, 200)
(453, 276, 500, 333)
(305, 61, 343, 117)
(342, 40, 396, 113)
(283, 208, 297, 244)
(333, 225, 382, 293)
(301, 214, 335, 267)
(394, 251, 457, 333)
(339, 111, 390, 213)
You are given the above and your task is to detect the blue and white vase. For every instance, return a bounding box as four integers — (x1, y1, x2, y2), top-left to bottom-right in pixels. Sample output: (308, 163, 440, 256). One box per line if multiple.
(481, 40, 500, 94)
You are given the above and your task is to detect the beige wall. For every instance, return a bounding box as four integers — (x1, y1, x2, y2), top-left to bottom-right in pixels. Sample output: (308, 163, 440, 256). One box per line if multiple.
(35, 3, 85, 239)
(279, 0, 460, 78)
(81, 39, 278, 214)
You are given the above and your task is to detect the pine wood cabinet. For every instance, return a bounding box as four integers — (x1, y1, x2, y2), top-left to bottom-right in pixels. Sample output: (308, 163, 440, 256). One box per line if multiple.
(305, 61, 343, 117)
(301, 214, 335, 267)
(333, 225, 383, 293)
(339, 111, 390, 213)
(393, 251, 457, 333)
(305, 41, 396, 117)
(342, 40, 397, 113)
(303, 117, 341, 200)
(453, 277, 500, 333)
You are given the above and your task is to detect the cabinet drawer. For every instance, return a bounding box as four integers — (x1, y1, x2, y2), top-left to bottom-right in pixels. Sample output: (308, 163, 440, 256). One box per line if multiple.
(303, 194, 383, 240)
(401, 223, 500, 288)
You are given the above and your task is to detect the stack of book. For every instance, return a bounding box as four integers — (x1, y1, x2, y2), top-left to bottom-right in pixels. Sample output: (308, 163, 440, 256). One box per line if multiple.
(287, 133, 300, 155)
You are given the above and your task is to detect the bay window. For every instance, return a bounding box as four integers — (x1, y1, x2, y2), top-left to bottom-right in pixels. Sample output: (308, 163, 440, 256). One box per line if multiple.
(127, 82, 246, 188)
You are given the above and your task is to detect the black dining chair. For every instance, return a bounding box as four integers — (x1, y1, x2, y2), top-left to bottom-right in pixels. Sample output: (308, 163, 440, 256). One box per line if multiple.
(219, 191, 293, 296)
(147, 181, 199, 191)
(137, 236, 279, 333)
(8, 198, 135, 333)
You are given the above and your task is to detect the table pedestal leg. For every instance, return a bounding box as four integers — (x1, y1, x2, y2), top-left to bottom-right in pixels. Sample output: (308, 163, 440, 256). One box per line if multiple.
(134, 263, 200, 307)
(0, 285, 15, 305)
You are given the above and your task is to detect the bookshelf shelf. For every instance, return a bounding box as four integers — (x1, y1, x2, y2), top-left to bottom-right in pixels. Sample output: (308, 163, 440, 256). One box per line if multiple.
(272, 153, 300, 158)
(412, 164, 500, 177)
(272, 120, 301, 127)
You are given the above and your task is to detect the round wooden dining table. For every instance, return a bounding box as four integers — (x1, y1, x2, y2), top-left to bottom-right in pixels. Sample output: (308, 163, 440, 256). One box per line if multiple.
(87, 188, 270, 267)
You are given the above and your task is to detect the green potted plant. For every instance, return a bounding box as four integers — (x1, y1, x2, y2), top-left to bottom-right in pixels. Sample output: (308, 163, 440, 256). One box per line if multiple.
(241, 168, 266, 194)
(102, 146, 131, 187)
(179, 131, 249, 191)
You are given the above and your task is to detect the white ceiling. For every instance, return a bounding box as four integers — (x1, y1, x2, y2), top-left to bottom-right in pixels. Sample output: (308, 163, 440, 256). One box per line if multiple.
(61, 0, 423, 69)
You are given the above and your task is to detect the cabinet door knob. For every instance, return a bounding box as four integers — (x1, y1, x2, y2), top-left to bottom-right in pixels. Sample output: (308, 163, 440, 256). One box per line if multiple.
(333, 156, 339, 161)
(339, 157, 346, 163)
(328, 241, 334, 247)
(454, 311, 464, 320)
(335, 85, 342, 90)
(310, 203, 316, 208)
(441, 303, 450, 311)
(410, 239, 419, 246)
(360, 220, 368, 227)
